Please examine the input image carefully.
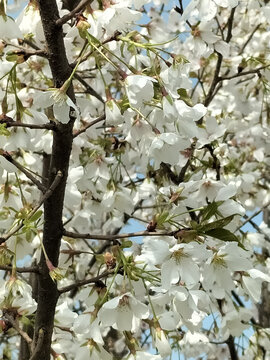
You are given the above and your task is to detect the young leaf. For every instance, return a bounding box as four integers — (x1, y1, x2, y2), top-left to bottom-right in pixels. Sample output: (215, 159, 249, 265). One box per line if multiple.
(28, 210, 43, 223)
(201, 202, 221, 222)
(199, 215, 234, 232)
(205, 228, 239, 242)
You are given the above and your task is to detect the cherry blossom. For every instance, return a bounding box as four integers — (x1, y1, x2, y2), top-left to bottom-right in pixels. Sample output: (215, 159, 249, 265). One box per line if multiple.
(1, 0, 270, 359)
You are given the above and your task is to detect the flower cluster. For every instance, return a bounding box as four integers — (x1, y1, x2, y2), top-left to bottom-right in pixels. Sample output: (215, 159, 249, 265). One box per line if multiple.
(0, 0, 270, 359)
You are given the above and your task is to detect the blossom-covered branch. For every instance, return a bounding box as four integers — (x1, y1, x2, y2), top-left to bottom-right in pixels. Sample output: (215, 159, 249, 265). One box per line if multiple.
(58, 269, 114, 294)
(0, 171, 63, 245)
(3, 313, 33, 347)
(73, 113, 105, 137)
(0, 151, 46, 193)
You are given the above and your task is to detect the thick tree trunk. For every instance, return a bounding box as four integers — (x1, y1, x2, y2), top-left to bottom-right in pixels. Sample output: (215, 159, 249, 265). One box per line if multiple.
(30, 1, 76, 359)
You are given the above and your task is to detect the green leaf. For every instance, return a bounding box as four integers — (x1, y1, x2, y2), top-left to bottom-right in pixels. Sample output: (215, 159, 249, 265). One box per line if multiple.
(26, 229, 32, 242)
(199, 215, 234, 232)
(28, 210, 43, 223)
(201, 202, 222, 222)
(156, 211, 169, 226)
(205, 228, 239, 242)
(0, 124, 11, 137)
(121, 240, 133, 248)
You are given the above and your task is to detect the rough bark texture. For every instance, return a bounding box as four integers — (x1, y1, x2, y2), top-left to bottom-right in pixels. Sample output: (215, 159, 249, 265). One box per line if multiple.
(62, 0, 81, 10)
(31, 1, 75, 359)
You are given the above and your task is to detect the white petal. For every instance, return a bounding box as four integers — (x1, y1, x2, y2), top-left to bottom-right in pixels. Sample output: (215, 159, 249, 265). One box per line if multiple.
(159, 133, 180, 145)
(53, 103, 70, 124)
(216, 184, 237, 201)
(116, 308, 133, 331)
(0, 156, 17, 173)
(161, 259, 180, 289)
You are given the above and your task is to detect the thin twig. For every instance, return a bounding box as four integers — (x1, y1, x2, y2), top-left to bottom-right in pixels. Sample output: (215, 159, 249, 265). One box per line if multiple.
(215, 16, 224, 41)
(30, 328, 44, 360)
(63, 229, 174, 241)
(231, 290, 257, 325)
(203, 8, 236, 109)
(70, 31, 121, 68)
(56, 0, 93, 26)
(226, 335, 239, 360)
(20, 38, 40, 50)
(0, 171, 63, 245)
(219, 65, 269, 81)
(0, 265, 39, 273)
(73, 114, 105, 138)
(203, 144, 221, 180)
(58, 269, 114, 294)
(0, 152, 46, 193)
(1, 120, 55, 131)
(74, 73, 104, 103)
(239, 24, 261, 55)
(236, 199, 270, 231)
(4, 313, 33, 346)
(242, 215, 270, 243)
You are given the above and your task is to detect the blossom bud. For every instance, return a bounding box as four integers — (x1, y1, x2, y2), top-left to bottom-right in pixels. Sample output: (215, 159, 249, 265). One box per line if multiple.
(104, 252, 116, 269)
(76, 14, 90, 39)
(6, 50, 27, 64)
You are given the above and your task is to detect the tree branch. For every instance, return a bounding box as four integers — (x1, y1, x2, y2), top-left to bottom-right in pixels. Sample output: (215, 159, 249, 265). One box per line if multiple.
(74, 73, 105, 103)
(219, 65, 269, 81)
(29, 328, 44, 360)
(0, 151, 46, 193)
(63, 229, 174, 241)
(0, 171, 63, 245)
(0, 265, 39, 273)
(0, 117, 55, 130)
(58, 269, 114, 294)
(4, 313, 33, 347)
(242, 215, 270, 243)
(236, 199, 270, 231)
(56, 0, 93, 26)
(239, 23, 260, 55)
(226, 335, 239, 360)
(203, 7, 236, 109)
(73, 113, 105, 138)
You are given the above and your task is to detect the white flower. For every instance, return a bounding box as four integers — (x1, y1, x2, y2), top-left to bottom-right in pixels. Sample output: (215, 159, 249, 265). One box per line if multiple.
(135, 238, 171, 268)
(202, 243, 252, 299)
(125, 75, 157, 107)
(98, 293, 149, 331)
(149, 132, 190, 168)
(242, 269, 270, 302)
(153, 327, 171, 358)
(105, 100, 123, 125)
(55, 302, 78, 327)
(221, 307, 252, 338)
(72, 316, 104, 345)
(34, 89, 80, 124)
(0, 15, 22, 40)
(76, 342, 112, 360)
(16, 1, 42, 40)
(161, 243, 205, 289)
(175, 100, 207, 138)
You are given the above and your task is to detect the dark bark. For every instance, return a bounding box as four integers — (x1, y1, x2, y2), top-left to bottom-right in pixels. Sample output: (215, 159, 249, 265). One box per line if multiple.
(227, 335, 239, 360)
(61, 0, 81, 11)
(19, 154, 51, 360)
(31, 1, 76, 359)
